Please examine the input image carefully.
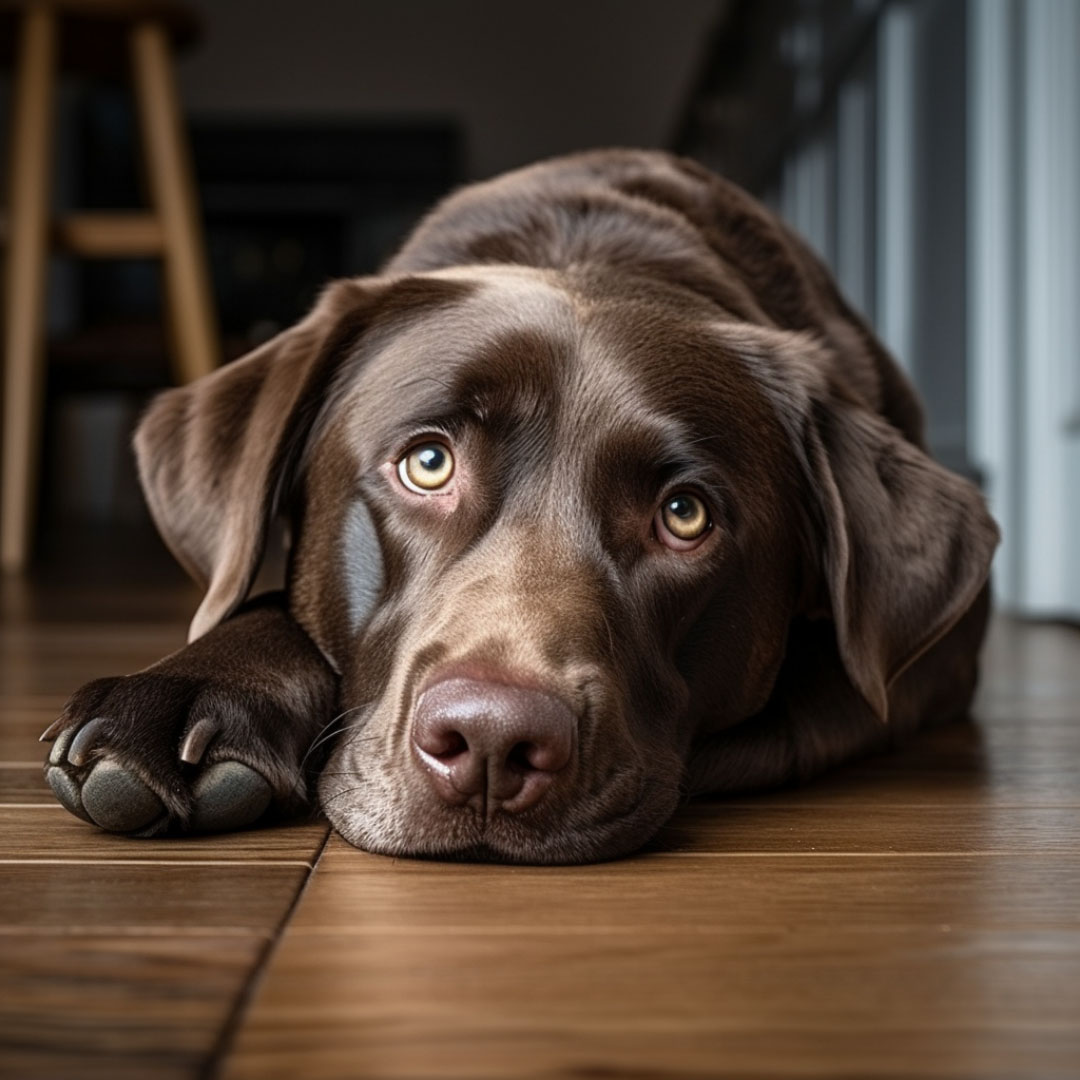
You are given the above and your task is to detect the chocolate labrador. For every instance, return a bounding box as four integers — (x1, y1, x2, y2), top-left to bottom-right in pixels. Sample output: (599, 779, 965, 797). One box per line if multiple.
(41, 149, 999, 863)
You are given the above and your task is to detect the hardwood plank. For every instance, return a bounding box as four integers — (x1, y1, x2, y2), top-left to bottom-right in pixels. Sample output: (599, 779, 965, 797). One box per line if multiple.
(253, 838, 1080, 936)
(223, 930, 1080, 1080)
(0, 808, 329, 864)
(718, 717, 1080, 809)
(0, 702, 90, 760)
(710, 758, 1080, 810)
(0, 579, 199, 628)
(223, 840, 1080, 1079)
(0, 863, 308, 933)
(0, 562, 319, 1079)
(0, 764, 51, 803)
(223, 611, 1080, 1080)
(2, 707, 85, 759)
(4, 550, 1077, 1080)
(0, 935, 260, 1080)
(649, 803, 1080, 855)
(0, 636, 184, 699)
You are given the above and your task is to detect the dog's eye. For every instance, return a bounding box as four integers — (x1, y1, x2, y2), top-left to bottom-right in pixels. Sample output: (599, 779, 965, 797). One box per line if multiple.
(398, 441, 455, 493)
(656, 493, 711, 549)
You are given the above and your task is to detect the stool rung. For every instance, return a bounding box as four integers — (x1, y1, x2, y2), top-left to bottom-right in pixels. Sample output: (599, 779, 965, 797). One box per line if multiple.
(53, 212, 165, 257)
(0, 211, 166, 257)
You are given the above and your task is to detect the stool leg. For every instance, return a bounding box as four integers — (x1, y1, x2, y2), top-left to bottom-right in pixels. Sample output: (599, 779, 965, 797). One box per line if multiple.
(2, 8, 57, 573)
(130, 20, 219, 384)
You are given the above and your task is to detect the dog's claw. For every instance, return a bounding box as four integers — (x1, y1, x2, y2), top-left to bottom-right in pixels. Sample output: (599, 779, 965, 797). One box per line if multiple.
(180, 717, 219, 765)
(80, 760, 166, 833)
(191, 761, 271, 832)
(67, 717, 106, 767)
(39, 717, 65, 743)
(48, 725, 78, 766)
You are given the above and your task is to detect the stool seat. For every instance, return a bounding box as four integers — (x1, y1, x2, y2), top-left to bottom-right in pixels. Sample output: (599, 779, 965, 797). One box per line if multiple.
(1, 0, 219, 571)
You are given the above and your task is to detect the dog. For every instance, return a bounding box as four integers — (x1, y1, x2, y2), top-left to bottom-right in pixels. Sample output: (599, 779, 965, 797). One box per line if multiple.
(41, 149, 999, 863)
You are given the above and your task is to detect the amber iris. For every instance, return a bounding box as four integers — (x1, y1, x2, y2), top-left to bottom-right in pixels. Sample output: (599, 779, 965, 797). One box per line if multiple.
(661, 493, 709, 540)
(399, 442, 454, 492)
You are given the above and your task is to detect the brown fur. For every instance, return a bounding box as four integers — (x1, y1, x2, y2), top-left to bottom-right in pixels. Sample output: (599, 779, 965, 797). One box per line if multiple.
(50, 150, 998, 862)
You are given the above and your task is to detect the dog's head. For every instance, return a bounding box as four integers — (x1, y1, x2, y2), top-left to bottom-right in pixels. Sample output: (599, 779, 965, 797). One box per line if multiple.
(135, 264, 997, 862)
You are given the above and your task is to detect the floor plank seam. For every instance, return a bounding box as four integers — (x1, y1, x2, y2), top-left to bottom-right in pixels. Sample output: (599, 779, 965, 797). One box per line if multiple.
(0, 857, 316, 867)
(0, 926, 273, 937)
(647, 850, 1080, 858)
(204, 826, 334, 1080)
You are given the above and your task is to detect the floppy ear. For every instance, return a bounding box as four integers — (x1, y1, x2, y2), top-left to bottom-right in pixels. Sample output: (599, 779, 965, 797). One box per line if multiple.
(805, 391, 999, 720)
(134, 279, 374, 642)
(740, 328, 1000, 721)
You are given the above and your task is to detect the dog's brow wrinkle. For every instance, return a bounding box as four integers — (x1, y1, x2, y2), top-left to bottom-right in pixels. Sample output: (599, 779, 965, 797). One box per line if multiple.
(398, 372, 456, 395)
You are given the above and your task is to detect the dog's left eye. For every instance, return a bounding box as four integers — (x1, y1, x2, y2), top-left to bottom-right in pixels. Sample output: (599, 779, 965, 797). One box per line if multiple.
(398, 441, 455, 493)
(656, 492, 711, 550)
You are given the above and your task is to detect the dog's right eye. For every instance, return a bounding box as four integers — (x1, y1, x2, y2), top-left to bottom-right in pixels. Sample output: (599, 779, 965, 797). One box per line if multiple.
(398, 441, 455, 493)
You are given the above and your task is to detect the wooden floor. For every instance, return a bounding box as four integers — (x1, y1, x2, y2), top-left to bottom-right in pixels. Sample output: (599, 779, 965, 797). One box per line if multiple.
(2, 558, 1079, 1079)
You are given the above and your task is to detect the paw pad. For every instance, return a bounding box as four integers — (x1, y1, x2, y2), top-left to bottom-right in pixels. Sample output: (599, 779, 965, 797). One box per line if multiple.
(81, 760, 166, 834)
(43, 717, 276, 836)
(45, 766, 91, 823)
(191, 761, 273, 832)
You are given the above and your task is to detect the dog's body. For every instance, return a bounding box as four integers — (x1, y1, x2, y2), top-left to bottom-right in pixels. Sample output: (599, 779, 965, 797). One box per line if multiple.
(44, 150, 998, 862)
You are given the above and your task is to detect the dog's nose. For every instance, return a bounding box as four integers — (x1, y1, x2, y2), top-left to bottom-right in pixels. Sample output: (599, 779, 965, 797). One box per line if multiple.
(411, 677, 575, 813)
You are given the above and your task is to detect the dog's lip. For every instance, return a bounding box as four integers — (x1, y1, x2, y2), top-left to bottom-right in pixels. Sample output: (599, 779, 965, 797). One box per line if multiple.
(323, 766, 670, 864)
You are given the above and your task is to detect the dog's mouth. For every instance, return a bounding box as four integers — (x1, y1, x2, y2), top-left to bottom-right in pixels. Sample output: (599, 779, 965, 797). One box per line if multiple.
(316, 689, 682, 864)
(318, 760, 678, 865)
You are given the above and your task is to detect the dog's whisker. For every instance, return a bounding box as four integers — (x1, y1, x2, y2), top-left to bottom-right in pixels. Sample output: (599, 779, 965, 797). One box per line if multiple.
(299, 706, 372, 768)
(306, 705, 368, 745)
(304, 716, 369, 757)
(320, 785, 367, 807)
(300, 733, 380, 780)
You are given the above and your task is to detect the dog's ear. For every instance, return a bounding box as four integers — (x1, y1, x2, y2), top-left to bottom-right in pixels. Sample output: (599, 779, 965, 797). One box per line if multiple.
(739, 327, 1000, 721)
(134, 279, 375, 642)
(803, 390, 999, 720)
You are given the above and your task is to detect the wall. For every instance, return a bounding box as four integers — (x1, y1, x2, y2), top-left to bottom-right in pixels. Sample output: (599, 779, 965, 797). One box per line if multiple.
(680, 0, 1080, 617)
(177, 0, 723, 181)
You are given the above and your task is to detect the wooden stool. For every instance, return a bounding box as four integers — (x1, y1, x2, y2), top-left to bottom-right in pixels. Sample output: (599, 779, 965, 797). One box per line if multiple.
(0, 0, 220, 572)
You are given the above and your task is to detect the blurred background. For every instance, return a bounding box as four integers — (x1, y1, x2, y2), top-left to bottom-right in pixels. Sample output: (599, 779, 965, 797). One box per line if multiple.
(0, 0, 1077, 619)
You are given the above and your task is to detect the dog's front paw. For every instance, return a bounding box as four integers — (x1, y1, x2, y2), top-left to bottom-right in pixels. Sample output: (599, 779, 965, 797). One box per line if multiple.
(41, 673, 317, 836)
